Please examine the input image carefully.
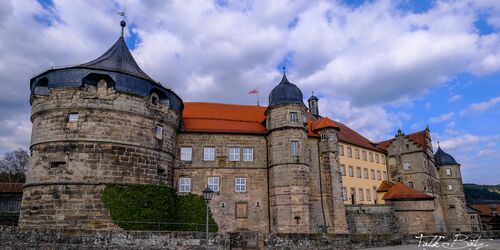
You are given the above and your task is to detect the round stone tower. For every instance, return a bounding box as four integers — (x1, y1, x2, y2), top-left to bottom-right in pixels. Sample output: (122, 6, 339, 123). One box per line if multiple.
(434, 147, 472, 232)
(20, 22, 183, 230)
(266, 72, 311, 233)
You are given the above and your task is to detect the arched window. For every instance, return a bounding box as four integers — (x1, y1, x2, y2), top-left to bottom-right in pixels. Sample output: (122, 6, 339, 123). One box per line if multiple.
(149, 88, 170, 107)
(82, 73, 115, 88)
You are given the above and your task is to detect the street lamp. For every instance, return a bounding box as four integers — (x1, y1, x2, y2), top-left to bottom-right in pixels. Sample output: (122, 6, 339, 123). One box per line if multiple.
(202, 186, 214, 250)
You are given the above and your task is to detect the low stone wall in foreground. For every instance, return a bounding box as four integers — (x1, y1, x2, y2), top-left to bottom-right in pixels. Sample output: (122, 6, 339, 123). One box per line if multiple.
(1, 226, 499, 250)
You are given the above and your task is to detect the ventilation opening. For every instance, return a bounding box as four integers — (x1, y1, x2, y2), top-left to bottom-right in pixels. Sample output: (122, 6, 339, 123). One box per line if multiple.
(82, 73, 116, 88)
(157, 167, 166, 177)
(50, 161, 66, 169)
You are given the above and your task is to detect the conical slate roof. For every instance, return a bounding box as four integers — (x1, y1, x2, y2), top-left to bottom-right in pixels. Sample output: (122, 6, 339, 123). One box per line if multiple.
(268, 73, 304, 107)
(80, 36, 155, 82)
(434, 147, 459, 167)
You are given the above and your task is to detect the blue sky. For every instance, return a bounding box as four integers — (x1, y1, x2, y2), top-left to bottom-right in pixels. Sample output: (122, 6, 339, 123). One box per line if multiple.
(0, 0, 499, 184)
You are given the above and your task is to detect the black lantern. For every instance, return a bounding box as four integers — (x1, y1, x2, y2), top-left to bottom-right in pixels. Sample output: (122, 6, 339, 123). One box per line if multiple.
(202, 186, 214, 202)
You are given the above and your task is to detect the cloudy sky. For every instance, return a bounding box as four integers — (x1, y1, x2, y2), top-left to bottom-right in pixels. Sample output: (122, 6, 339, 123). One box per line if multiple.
(0, 0, 499, 184)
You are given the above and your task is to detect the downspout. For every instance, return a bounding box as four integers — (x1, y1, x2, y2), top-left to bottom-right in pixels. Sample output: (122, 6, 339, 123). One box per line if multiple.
(317, 139, 327, 233)
(265, 136, 271, 233)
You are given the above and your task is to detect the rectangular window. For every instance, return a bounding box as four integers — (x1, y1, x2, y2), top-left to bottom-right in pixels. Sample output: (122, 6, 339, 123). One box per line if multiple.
(321, 133, 327, 141)
(404, 162, 412, 170)
(229, 147, 240, 161)
(359, 188, 364, 202)
(355, 148, 360, 159)
(375, 154, 380, 163)
(235, 202, 248, 218)
(408, 181, 414, 188)
(68, 112, 79, 122)
(180, 147, 192, 161)
(291, 141, 299, 156)
(356, 167, 362, 178)
(363, 168, 369, 179)
(366, 188, 371, 201)
(328, 133, 335, 141)
(208, 177, 220, 192)
(381, 155, 385, 163)
(362, 151, 367, 161)
(340, 164, 346, 176)
(377, 170, 381, 180)
(204, 147, 215, 161)
(347, 147, 352, 158)
(371, 169, 375, 180)
(448, 184, 453, 191)
(339, 145, 344, 156)
(446, 168, 452, 176)
(155, 125, 163, 140)
(351, 188, 356, 203)
(343, 187, 348, 201)
(290, 112, 298, 122)
(243, 148, 254, 161)
(235, 177, 246, 192)
(179, 177, 191, 192)
(369, 152, 373, 162)
(348, 166, 354, 177)
(383, 171, 387, 180)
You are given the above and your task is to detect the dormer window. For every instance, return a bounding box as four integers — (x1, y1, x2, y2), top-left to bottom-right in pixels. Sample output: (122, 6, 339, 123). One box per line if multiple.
(150, 93, 159, 106)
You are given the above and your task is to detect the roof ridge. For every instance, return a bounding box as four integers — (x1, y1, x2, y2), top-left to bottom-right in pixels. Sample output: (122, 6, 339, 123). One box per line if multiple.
(185, 102, 267, 108)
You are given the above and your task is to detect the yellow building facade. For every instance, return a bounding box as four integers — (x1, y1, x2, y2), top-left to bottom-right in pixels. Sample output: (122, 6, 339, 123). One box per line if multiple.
(339, 142, 388, 205)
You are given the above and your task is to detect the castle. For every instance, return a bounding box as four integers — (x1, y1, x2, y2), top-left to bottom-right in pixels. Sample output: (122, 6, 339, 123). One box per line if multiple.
(20, 22, 472, 234)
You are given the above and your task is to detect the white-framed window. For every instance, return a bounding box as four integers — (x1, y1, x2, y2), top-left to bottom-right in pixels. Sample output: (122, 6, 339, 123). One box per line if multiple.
(204, 147, 215, 161)
(404, 162, 412, 170)
(342, 187, 348, 201)
(347, 147, 352, 158)
(180, 147, 192, 161)
(179, 177, 191, 192)
(321, 133, 327, 141)
(229, 147, 240, 161)
(290, 112, 298, 122)
(328, 133, 336, 141)
(362, 151, 367, 161)
(355, 148, 360, 159)
(377, 170, 381, 180)
(356, 167, 362, 178)
(363, 168, 369, 179)
(371, 169, 375, 180)
(208, 177, 220, 192)
(235, 177, 246, 192)
(291, 141, 299, 156)
(366, 189, 371, 201)
(155, 125, 163, 140)
(348, 166, 354, 177)
(68, 112, 79, 122)
(339, 145, 344, 156)
(369, 152, 373, 162)
(375, 154, 380, 163)
(448, 184, 453, 191)
(446, 168, 452, 176)
(340, 164, 346, 176)
(359, 188, 364, 201)
(243, 148, 254, 161)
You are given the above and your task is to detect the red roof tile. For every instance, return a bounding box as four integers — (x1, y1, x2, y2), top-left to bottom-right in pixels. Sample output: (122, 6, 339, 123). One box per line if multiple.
(377, 180, 395, 192)
(336, 122, 383, 152)
(382, 182, 434, 201)
(0, 183, 23, 193)
(470, 204, 499, 217)
(310, 117, 340, 131)
(376, 130, 427, 150)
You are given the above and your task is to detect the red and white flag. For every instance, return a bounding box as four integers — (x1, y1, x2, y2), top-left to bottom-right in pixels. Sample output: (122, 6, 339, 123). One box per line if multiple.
(248, 87, 259, 95)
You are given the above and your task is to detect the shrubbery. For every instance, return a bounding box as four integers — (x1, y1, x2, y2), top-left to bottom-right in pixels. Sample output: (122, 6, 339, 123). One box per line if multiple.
(101, 184, 218, 232)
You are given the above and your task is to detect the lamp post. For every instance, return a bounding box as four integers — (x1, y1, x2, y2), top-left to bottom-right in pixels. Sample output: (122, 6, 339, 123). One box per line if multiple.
(202, 186, 214, 250)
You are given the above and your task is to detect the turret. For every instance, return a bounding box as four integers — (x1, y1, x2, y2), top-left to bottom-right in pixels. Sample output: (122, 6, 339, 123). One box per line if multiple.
(266, 70, 311, 233)
(308, 93, 319, 117)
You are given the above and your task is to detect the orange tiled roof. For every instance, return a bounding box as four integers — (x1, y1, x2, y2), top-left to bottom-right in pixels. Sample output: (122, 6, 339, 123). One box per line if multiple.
(183, 102, 267, 134)
(470, 204, 499, 217)
(182, 102, 384, 152)
(376, 130, 427, 150)
(0, 183, 23, 193)
(377, 180, 395, 192)
(382, 182, 434, 201)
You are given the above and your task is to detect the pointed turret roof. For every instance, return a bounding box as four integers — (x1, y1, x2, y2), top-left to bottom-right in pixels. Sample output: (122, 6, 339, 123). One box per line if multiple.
(79, 36, 155, 82)
(434, 147, 459, 167)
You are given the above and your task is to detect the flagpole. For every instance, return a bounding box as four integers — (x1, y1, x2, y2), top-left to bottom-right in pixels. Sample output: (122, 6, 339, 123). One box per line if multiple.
(257, 87, 260, 106)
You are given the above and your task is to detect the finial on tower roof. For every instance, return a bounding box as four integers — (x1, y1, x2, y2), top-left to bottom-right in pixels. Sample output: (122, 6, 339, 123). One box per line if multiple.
(437, 141, 440, 148)
(282, 66, 286, 75)
(118, 11, 126, 37)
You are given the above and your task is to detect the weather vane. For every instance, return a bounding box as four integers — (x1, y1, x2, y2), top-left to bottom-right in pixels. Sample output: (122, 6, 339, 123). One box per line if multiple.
(118, 11, 126, 37)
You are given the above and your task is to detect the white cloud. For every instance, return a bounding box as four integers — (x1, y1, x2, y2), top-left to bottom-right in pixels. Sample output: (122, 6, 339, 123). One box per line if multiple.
(448, 94, 462, 102)
(460, 96, 500, 115)
(429, 112, 454, 124)
(437, 133, 482, 150)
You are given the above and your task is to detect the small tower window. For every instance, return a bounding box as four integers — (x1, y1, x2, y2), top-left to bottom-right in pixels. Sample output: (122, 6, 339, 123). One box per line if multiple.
(291, 141, 299, 156)
(408, 181, 414, 188)
(155, 125, 163, 140)
(328, 133, 336, 141)
(150, 93, 159, 106)
(290, 112, 298, 122)
(446, 168, 452, 176)
(321, 133, 327, 141)
(448, 184, 453, 191)
(404, 162, 412, 170)
(68, 113, 79, 122)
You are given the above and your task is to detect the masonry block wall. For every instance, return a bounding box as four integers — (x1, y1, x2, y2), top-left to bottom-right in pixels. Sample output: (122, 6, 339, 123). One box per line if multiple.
(20, 84, 181, 229)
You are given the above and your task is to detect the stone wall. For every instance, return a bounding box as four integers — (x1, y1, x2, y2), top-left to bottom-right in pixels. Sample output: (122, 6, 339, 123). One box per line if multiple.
(345, 204, 398, 234)
(388, 200, 438, 234)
